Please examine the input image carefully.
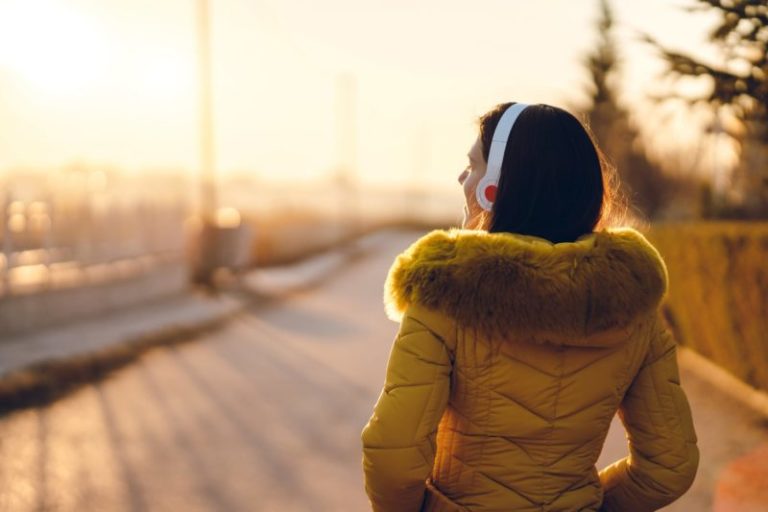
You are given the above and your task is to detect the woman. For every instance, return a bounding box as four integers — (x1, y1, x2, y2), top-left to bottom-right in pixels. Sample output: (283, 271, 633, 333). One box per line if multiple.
(361, 102, 698, 511)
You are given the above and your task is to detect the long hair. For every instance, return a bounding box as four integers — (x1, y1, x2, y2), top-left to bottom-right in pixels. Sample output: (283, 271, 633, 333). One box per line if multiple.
(472, 102, 628, 243)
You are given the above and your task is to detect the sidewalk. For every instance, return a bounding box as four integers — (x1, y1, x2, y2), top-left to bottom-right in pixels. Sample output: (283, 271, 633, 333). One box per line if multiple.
(0, 233, 379, 413)
(676, 347, 768, 512)
(0, 290, 242, 411)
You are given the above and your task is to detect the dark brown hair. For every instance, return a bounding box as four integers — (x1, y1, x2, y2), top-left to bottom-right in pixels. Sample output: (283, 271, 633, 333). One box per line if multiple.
(474, 102, 626, 243)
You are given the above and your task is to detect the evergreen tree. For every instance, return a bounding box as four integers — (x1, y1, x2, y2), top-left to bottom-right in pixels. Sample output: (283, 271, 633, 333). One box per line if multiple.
(584, 0, 670, 219)
(649, 0, 768, 216)
(585, 0, 628, 166)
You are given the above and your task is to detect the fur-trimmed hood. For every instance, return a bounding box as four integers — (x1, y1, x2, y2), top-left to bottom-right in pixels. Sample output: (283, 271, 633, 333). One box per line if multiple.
(384, 227, 668, 347)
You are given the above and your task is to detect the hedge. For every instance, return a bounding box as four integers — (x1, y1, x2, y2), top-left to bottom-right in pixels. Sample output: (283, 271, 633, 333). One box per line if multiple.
(648, 222, 768, 391)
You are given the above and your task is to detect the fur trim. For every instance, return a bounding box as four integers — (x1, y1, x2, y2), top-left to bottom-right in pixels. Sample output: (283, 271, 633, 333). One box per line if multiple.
(384, 227, 668, 346)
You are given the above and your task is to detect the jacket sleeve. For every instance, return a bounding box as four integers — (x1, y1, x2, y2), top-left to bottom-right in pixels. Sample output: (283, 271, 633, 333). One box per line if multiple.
(361, 304, 454, 512)
(599, 312, 699, 511)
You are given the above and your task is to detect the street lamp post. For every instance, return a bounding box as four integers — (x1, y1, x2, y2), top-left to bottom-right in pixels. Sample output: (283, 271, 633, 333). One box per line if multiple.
(194, 0, 219, 286)
(198, 0, 217, 225)
(335, 72, 359, 235)
(192, 0, 253, 287)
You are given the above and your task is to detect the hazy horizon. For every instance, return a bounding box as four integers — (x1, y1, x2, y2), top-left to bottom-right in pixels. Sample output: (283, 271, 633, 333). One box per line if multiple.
(0, 0, 726, 188)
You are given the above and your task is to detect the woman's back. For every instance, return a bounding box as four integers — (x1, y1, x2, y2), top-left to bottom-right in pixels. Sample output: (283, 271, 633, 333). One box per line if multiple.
(361, 102, 697, 511)
(362, 228, 698, 511)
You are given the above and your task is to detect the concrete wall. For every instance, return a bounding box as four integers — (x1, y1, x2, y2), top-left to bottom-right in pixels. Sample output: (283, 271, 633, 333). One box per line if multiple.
(0, 258, 188, 337)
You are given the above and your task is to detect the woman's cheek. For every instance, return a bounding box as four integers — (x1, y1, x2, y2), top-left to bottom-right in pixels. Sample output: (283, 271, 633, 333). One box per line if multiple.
(465, 175, 479, 209)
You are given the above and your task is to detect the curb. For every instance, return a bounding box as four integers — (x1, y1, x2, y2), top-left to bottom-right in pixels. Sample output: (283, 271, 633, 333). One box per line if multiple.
(678, 346, 768, 419)
(235, 237, 371, 300)
(0, 300, 242, 414)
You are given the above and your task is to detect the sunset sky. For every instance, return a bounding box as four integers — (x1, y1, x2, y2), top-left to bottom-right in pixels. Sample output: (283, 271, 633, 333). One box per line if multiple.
(0, 0, 723, 188)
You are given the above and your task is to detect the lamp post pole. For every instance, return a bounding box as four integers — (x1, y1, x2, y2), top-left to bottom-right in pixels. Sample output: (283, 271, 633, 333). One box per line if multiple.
(194, 0, 219, 285)
(198, 0, 217, 225)
(335, 73, 359, 235)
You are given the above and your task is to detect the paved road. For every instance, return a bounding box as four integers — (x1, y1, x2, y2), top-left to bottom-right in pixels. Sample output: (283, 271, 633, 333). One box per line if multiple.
(0, 230, 766, 511)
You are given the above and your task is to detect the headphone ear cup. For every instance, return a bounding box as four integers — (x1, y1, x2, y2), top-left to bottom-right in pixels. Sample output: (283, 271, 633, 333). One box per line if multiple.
(475, 177, 496, 212)
(484, 184, 497, 203)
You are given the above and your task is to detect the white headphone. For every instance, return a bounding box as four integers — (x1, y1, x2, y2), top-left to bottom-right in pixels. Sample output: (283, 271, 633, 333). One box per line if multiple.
(475, 103, 529, 212)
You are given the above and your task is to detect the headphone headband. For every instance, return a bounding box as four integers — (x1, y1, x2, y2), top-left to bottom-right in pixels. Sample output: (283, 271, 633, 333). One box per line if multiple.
(476, 103, 529, 212)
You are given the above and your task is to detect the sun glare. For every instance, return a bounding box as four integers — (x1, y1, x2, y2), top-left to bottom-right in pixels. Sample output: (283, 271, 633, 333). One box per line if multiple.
(0, 1, 110, 94)
(140, 51, 195, 98)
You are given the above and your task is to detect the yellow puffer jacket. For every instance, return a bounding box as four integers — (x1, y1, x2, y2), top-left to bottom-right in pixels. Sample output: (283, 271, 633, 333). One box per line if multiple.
(361, 227, 698, 512)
